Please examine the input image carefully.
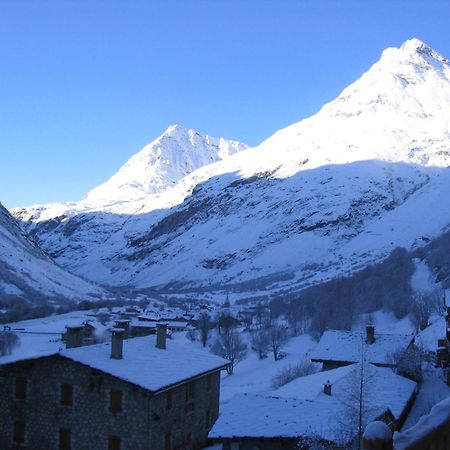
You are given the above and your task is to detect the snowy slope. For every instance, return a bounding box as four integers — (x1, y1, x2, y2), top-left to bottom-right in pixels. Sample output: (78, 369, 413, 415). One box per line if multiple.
(0, 202, 107, 302)
(12, 39, 450, 297)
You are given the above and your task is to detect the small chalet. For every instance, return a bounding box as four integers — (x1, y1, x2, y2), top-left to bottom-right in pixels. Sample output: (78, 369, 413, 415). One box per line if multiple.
(209, 363, 417, 450)
(0, 325, 229, 450)
(309, 325, 414, 370)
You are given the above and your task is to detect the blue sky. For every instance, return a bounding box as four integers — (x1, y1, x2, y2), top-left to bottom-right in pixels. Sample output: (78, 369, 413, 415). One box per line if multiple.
(1, 0, 450, 209)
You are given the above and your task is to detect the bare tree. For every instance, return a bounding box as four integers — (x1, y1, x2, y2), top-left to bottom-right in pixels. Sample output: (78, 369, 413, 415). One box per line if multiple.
(271, 361, 318, 388)
(335, 360, 377, 447)
(254, 302, 266, 329)
(0, 331, 20, 356)
(196, 312, 212, 347)
(389, 345, 425, 382)
(268, 321, 289, 361)
(217, 312, 239, 335)
(287, 300, 309, 336)
(250, 329, 269, 359)
(186, 329, 198, 342)
(210, 329, 247, 375)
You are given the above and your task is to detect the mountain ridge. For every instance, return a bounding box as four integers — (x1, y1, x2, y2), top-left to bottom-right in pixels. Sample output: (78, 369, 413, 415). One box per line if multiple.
(11, 38, 450, 300)
(0, 202, 108, 303)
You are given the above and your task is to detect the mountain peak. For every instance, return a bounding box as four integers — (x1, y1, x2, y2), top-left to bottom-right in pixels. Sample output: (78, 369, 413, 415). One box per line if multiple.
(399, 38, 431, 54)
(163, 124, 189, 137)
(81, 126, 249, 206)
(380, 38, 449, 68)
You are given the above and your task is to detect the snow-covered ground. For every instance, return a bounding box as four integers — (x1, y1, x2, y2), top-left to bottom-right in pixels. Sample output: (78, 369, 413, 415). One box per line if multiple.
(401, 364, 450, 431)
(411, 259, 439, 293)
(352, 310, 415, 335)
(2, 310, 449, 435)
(219, 334, 316, 403)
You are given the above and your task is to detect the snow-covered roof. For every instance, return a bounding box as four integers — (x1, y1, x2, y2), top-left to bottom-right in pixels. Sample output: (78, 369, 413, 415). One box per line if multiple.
(273, 363, 417, 421)
(309, 330, 413, 365)
(162, 321, 190, 328)
(211, 364, 416, 443)
(415, 316, 446, 352)
(394, 396, 450, 450)
(209, 394, 338, 442)
(131, 321, 157, 329)
(137, 314, 160, 321)
(1, 335, 228, 393)
(60, 335, 228, 392)
(4, 313, 110, 335)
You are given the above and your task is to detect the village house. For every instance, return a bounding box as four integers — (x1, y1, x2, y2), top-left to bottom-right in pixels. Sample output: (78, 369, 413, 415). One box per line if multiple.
(209, 362, 417, 450)
(309, 325, 414, 370)
(0, 324, 228, 450)
(363, 396, 450, 450)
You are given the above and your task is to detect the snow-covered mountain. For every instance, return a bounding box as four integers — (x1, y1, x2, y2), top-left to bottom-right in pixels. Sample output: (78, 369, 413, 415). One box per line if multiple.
(83, 124, 249, 207)
(13, 39, 450, 299)
(0, 202, 107, 303)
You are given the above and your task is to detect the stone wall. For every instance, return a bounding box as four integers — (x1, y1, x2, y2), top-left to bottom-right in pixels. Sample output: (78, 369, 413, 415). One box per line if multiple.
(0, 355, 221, 450)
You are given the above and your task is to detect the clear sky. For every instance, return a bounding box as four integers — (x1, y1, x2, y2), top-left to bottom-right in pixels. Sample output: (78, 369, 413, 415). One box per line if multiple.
(1, 0, 450, 209)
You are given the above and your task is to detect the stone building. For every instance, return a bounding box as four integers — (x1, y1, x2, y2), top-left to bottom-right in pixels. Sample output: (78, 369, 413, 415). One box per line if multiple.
(309, 325, 414, 370)
(0, 325, 228, 450)
(209, 362, 417, 449)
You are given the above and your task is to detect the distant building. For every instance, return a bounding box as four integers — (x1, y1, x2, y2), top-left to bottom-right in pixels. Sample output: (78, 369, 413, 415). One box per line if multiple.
(309, 325, 414, 370)
(0, 325, 228, 450)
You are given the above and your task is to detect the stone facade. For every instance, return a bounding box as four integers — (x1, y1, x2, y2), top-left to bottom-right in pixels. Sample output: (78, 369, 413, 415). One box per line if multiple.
(0, 354, 221, 450)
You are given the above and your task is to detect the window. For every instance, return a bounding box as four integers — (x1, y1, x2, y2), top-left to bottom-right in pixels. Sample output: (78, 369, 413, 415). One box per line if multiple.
(110, 389, 122, 413)
(185, 381, 195, 401)
(205, 408, 211, 429)
(166, 390, 172, 410)
(60, 384, 73, 406)
(164, 431, 171, 450)
(108, 435, 121, 450)
(59, 428, 71, 450)
(15, 377, 27, 400)
(13, 421, 24, 444)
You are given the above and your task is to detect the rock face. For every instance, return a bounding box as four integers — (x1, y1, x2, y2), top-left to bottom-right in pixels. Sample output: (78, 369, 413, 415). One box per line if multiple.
(12, 39, 450, 299)
(0, 203, 106, 303)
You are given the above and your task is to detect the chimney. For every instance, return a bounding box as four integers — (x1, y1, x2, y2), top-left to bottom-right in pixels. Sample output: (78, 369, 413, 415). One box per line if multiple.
(366, 324, 375, 344)
(65, 325, 84, 349)
(436, 345, 448, 368)
(110, 328, 125, 359)
(114, 319, 131, 338)
(323, 380, 332, 396)
(156, 323, 167, 350)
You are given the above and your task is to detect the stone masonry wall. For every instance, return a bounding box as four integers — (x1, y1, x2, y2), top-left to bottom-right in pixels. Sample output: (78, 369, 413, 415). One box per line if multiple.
(0, 355, 221, 450)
